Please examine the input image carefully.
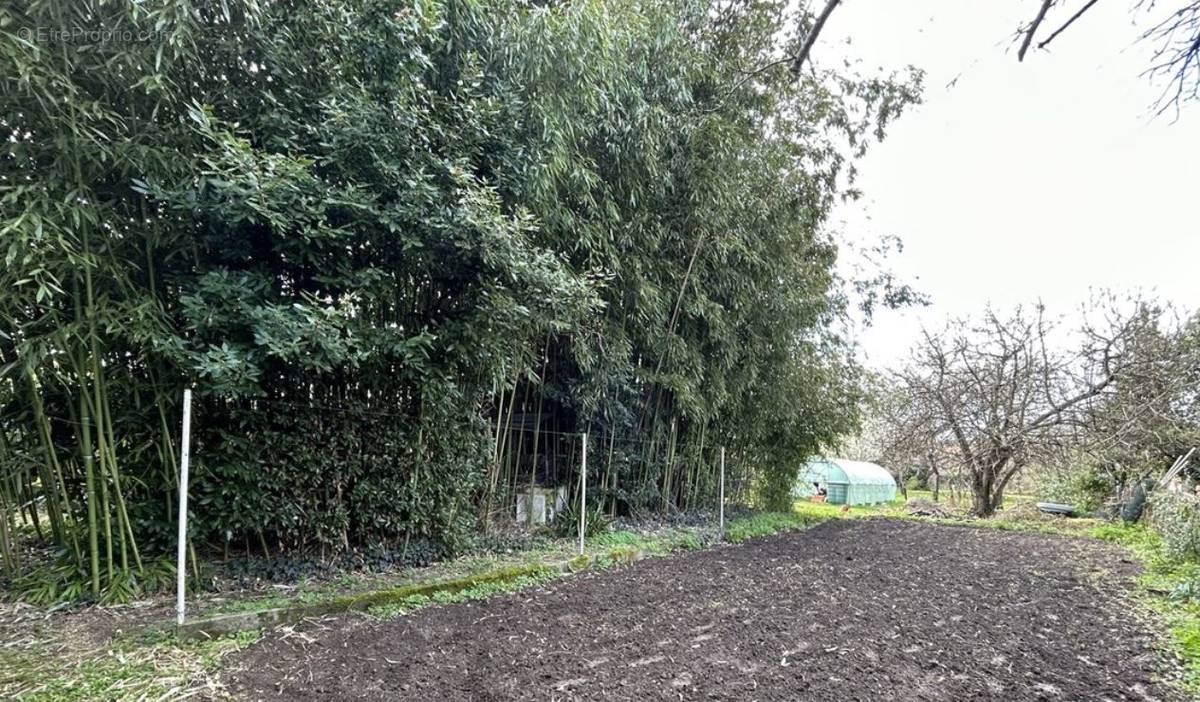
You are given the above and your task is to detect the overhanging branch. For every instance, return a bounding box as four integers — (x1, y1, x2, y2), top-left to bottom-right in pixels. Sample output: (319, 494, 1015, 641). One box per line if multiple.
(791, 0, 841, 76)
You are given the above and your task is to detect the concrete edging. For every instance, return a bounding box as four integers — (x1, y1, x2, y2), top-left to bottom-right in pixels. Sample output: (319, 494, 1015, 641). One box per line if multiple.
(174, 546, 647, 640)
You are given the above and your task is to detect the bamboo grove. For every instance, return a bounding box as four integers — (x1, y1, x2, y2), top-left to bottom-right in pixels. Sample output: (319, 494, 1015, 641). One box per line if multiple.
(0, 0, 920, 598)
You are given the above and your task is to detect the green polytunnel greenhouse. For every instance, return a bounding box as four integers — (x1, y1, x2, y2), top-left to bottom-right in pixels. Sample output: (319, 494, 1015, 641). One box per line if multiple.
(795, 458, 897, 506)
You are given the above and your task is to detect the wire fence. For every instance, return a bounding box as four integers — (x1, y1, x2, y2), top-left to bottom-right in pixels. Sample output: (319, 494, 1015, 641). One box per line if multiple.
(0, 386, 758, 598)
(158, 390, 749, 522)
(154, 390, 747, 623)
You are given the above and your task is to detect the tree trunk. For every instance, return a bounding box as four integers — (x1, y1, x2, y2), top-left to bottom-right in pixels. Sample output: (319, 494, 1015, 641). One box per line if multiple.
(971, 480, 1009, 517)
(976, 488, 1005, 517)
(971, 491, 992, 517)
(970, 453, 1014, 518)
(971, 469, 995, 517)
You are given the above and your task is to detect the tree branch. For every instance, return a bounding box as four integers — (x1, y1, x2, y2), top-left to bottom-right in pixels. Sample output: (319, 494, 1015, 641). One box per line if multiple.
(1038, 0, 1103, 52)
(791, 0, 841, 76)
(1019, 0, 1057, 62)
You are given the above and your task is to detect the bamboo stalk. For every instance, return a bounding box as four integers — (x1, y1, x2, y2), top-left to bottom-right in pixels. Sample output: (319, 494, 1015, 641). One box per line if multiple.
(24, 366, 75, 556)
(483, 386, 508, 525)
(0, 470, 16, 576)
(486, 380, 519, 526)
(98, 372, 142, 573)
(21, 470, 43, 540)
(604, 429, 616, 515)
(77, 375, 102, 595)
(81, 229, 118, 584)
(661, 419, 677, 510)
(508, 380, 531, 499)
(0, 425, 31, 570)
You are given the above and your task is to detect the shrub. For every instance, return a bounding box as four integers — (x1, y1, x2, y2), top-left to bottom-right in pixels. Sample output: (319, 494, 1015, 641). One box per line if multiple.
(1037, 466, 1113, 514)
(551, 501, 611, 539)
(1151, 492, 1200, 561)
(759, 468, 803, 513)
(9, 556, 178, 605)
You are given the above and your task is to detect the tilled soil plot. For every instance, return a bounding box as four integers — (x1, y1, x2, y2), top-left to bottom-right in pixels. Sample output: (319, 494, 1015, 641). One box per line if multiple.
(228, 518, 1180, 701)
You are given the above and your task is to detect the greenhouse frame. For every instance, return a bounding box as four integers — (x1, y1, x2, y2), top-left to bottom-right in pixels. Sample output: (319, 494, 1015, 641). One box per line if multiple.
(796, 458, 897, 506)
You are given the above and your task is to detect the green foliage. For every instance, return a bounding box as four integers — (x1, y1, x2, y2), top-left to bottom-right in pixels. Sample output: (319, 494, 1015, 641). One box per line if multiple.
(1089, 521, 1200, 694)
(368, 570, 559, 619)
(1, 0, 920, 600)
(1151, 492, 1200, 561)
(591, 530, 656, 550)
(590, 528, 708, 554)
(552, 500, 611, 539)
(792, 500, 852, 521)
(9, 559, 90, 606)
(1, 627, 261, 702)
(193, 403, 486, 554)
(759, 467, 806, 512)
(9, 555, 177, 605)
(1171, 612, 1200, 693)
(724, 511, 812, 543)
(1036, 465, 1113, 514)
(369, 594, 435, 619)
(1169, 579, 1200, 603)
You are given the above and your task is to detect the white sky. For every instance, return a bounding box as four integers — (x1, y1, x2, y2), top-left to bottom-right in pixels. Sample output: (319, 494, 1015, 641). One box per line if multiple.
(822, 1, 1200, 368)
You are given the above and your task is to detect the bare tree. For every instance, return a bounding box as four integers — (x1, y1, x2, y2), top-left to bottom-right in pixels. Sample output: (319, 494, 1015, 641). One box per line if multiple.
(891, 299, 1168, 517)
(1068, 310, 1200, 495)
(847, 373, 958, 502)
(1016, 1, 1200, 115)
(775, 1, 1200, 114)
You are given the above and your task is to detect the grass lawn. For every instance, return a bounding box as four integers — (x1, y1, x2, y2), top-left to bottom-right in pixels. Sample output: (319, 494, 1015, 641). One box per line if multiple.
(903, 488, 1036, 510)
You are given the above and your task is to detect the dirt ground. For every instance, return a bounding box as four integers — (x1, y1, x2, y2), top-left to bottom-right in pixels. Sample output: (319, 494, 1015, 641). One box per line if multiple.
(227, 518, 1180, 701)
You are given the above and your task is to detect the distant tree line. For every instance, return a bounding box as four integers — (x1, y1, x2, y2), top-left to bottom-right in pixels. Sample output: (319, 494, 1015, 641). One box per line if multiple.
(0, 1, 919, 597)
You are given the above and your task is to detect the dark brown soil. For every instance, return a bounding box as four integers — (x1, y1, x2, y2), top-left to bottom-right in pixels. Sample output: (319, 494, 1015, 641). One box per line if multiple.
(227, 518, 1180, 701)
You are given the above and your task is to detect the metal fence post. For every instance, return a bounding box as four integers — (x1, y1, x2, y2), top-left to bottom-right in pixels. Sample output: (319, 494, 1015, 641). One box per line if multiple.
(176, 388, 192, 626)
(719, 446, 725, 539)
(579, 432, 587, 555)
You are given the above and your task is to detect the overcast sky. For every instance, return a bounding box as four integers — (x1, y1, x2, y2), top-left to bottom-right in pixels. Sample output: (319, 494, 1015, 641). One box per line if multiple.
(822, 1, 1199, 368)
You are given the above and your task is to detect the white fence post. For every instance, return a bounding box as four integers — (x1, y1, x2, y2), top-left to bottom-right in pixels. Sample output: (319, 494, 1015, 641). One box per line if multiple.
(719, 446, 725, 539)
(579, 432, 587, 555)
(176, 389, 192, 626)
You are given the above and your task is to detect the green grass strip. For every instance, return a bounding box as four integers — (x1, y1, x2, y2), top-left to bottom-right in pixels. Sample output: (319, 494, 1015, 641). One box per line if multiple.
(1089, 522, 1200, 695)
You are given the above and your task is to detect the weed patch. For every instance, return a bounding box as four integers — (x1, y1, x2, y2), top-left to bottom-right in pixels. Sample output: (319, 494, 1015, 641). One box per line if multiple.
(724, 511, 813, 543)
(367, 571, 560, 620)
(1090, 521, 1200, 694)
(0, 627, 260, 701)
